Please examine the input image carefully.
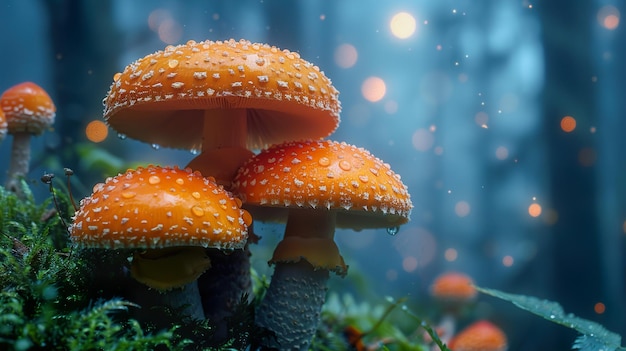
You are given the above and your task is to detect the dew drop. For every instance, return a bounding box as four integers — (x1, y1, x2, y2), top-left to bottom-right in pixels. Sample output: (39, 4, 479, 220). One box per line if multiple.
(121, 191, 136, 199)
(191, 206, 205, 217)
(339, 160, 352, 171)
(117, 133, 127, 140)
(151, 143, 160, 150)
(148, 175, 160, 185)
(113, 72, 122, 81)
(190, 149, 199, 155)
(387, 226, 400, 236)
(318, 157, 330, 167)
(168, 59, 179, 68)
(191, 191, 201, 199)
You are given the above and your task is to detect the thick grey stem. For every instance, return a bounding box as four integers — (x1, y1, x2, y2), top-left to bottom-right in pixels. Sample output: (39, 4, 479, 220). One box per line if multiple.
(198, 246, 252, 339)
(256, 261, 329, 350)
(5, 132, 31, 195)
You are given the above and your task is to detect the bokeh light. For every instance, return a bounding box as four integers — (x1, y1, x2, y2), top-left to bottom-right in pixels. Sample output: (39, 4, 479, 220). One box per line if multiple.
(393, 227, 437, 269)
(85, 120, 108, 143)
(594, 302, 606, 314)
(411, 128, 435, 152)
(334, 43, 358, 68)
(361, 76, 386, 102)
(495, 146, 509, 160)
(148, 9, 183, 44)
(560, 115, 576, 132)
(528, 203, 542, 217)
(444, 248, 458, 262)
(390, 12, 417, 39)
(454, 201, 471, 217)
(502, 255, 514, 267)
(598, 5, 620, 30)
(578, 147, 596, 167)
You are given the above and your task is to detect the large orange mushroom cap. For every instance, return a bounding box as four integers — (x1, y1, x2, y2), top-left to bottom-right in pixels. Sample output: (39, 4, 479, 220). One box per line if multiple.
(448, 320, 508, 351)
(232, 140, 412, 230)
(103, 38, 341, 150)
(70, 165, 251, 250)
(0, 82, 56, 135)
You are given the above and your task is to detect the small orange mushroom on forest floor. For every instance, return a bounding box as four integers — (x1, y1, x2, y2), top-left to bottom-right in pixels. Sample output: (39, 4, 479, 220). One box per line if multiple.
(232, 139, 412, 350)
(0, 82, 56, 195)
(0, 108, 7, 142)
(69, 165, 251, 319)
(448, 320, 508, 351)
(102, 39, 342, 328)
(429, 272, 478, 346)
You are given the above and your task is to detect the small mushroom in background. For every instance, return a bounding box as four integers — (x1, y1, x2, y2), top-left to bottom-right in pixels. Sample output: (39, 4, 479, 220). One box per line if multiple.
(427, 272, 478, 347)
(0, 82, 56, 195)
(232, 139, 412, 350)
(102, 38, 341, 328)
(69, 165, 251, 320)
(447, 320, 508, 351)
(0, 109, 7, 142)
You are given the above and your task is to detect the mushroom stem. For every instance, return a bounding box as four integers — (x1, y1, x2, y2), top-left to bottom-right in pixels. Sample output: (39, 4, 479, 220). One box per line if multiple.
(256, 209, 343, 350)
(198, 246, 252, 340)
(255, 260, 329, 350)
(201, 108, 247, 151)
(5, 132, 32, 195)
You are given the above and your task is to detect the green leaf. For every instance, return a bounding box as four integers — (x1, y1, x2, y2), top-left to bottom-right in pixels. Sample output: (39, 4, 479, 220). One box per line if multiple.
(476, 286, 623, 351)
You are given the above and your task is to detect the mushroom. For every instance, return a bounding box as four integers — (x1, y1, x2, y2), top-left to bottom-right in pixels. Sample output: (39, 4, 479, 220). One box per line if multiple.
(102, 38, 341, 327)
(232, 139, 412, 350)
(0, 109, 7, 142)
(429, 272, 478, 345)
(103, 38, 340, 183)
(69, 165, 251, 319)
(448, 320, 508, 351)
(0, 82, 56, 195)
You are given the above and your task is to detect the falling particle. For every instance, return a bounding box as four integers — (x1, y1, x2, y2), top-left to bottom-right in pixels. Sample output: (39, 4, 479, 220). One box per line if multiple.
(320, 14, 326, 20)
(502, 255, 514, 267)
(387, 226, 400, 236)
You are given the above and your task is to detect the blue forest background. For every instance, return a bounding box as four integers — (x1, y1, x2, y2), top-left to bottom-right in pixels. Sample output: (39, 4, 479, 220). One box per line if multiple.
(1, 0, 625, 349)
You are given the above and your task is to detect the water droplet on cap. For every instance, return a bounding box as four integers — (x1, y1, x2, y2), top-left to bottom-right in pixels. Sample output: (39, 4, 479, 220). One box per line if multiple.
(387, 226, 400, 236)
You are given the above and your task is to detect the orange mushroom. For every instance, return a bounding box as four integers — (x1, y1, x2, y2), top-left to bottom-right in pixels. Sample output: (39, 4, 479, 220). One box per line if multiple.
(70, 165, 251, 318)
(232, 139, 412, 350)
(448, 320, 508, 351)
(431, 271, 477, 306)
(103, 38, 341, 183)
(429, 272, 478, 345)
(0, 82, 56, 194)
(0, 109, 7, 142)
(102, 38, 342, 330)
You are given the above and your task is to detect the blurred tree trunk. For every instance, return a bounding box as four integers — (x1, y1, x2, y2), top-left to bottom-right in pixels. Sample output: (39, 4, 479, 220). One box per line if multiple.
(539, 0, 608, 346)
(592, 3, 626, 338)
(42, 0, 120, 175)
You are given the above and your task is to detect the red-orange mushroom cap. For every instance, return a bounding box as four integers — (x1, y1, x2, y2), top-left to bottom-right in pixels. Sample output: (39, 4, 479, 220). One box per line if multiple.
(103, 38, 341, 151)
(232, 140, 412, 230)
(448, 320, 508, 351)
(70, 165, 251, 250)
(0, 82, 56, 135)
(430, 272, 478, 303)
